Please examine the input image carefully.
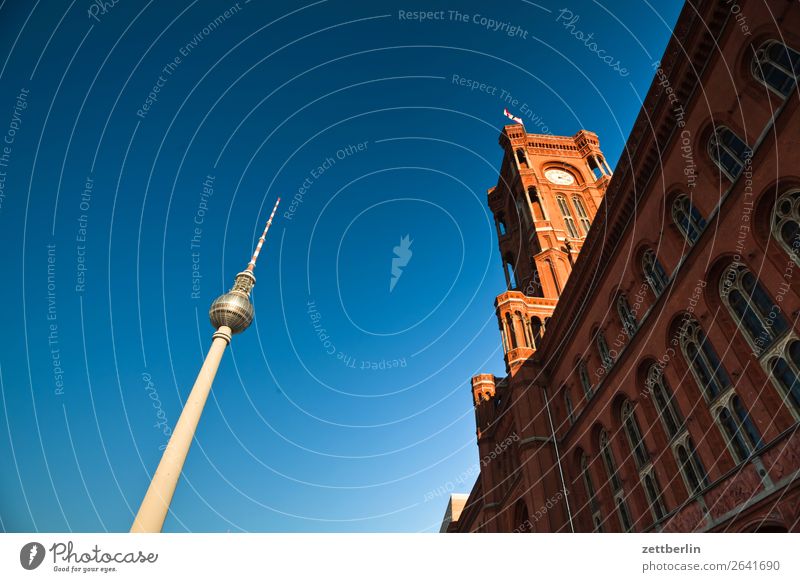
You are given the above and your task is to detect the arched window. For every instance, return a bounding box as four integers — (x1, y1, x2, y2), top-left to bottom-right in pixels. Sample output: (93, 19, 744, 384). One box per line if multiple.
(752, 40, 800, 98)
(646, 366, 683, 439)
(556, 195, 580, 238)
(565, 390, 575, 424)
(643, 249, 669, 296)
(621, 400, 649, 468)
(771, 189, 800, 266)
(572, 195, 592, 234)
(597, 329, 613, 369)
(676, 438, 708, 495)
(672, 194, 707, 244)
(528, 187, 547, 221)
(643, 470, 667, 522)
(617, 294, 638, 337)
(579, 360, 594, 400)
(679, 318, 731, 401)
(516, 148, 528, 168)
(720, 264, 788, 354)
(708, 127, 751, 180)
(716, 394, 762, 462)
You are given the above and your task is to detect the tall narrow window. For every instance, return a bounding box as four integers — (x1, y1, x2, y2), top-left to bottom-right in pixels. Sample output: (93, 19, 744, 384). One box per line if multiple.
(717, 394, 762, 462)
(752, 40, 800, 98)
(679, 318, 731, 401)
(556, 195, 580, 238)
(579, 360, 594, 400)
(572, 195, 592, 234)
(497, 214, 508, 236)
(622, 400, 649, 468)
(643, 249, 669, 296)
(676, 438, 708, 495)
(600, 430, 622, 492)
(772, 189, 800, 266)
(708, 127, 751, 180)
(516, 148, 528, 168)
(643, 471, 667, 521)
(672, 194, 707, 244)
(580, 453, 603, 532)
(565, 390, 575, 424)
(646, 366, 683, 439)
(505, 312, 518, 350)
(720, 264, 788, 353)
(617, 497, 634, 532)
(596, 329, 613, 369)
(617, 294, 638, 337)
(528, 187, 547, 220)
(504, 255, 518, 290)
(767, 338, 800, 418)
(546, 258, 561, 295)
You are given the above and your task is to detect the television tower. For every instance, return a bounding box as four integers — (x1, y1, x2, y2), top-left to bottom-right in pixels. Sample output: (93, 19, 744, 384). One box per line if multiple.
(131, 197, 281, 533)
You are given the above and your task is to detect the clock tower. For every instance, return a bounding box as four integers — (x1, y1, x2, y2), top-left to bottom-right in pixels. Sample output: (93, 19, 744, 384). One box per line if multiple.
(486, 124, 611, 372)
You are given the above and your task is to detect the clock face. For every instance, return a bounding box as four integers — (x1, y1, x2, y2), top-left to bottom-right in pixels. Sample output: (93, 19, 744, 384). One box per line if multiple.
(544, 169, 575, 185)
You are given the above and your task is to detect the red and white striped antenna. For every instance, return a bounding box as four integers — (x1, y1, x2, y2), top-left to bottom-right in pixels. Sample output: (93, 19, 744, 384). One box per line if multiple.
(246, 197, 281, 272)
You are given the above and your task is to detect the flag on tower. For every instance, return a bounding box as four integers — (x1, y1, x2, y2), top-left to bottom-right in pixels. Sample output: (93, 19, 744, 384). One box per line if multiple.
(503, 108, 523, 124)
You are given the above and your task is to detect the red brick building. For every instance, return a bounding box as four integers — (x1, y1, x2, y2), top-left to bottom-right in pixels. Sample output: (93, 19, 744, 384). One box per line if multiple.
(446, 0, 800, 533)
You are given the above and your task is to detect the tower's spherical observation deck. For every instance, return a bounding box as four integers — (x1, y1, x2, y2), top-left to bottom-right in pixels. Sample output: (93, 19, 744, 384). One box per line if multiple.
(209, 291, 254, 334)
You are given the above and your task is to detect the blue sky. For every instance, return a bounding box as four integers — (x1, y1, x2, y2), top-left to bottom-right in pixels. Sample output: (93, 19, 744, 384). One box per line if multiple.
(0, 0, 683, 532)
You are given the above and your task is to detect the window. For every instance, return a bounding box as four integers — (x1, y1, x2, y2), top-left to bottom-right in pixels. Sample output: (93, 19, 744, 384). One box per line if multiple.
(643, 249, 669, 296)
(572, 195, 592, 234)
(772, 190, 800, 266)
(646, 366, 683, 439)
(621, 400, 648, 468)
(679, 318, 731, 401)
(672, 194, 707, 244)
(720, 264, 788, 354)
(504, 255, 518, 290)
(752, 40, 800, 98)
(556, 195, 580, 238)
(676, 438, 708, 495)
(504, 312, 520, 350)
(580, 453, 603, 532)
(546, 258, 561, 295)
(643, 470, 667, 522)
(528, 187, 547, 221)
(516, 148, 528, 168)
(616, 495, 634, 532)
(497, 214, 508, 236)
(617, 294, 638, 337)
(599, 430, 622, 492)
(716, 394, 762, 462)
(565, 390, 574, 424)
(579, 360, 594, 400)
(766, 337, 800, 418)
(596, 329, 613, 369)
(708, 127, 751, 180)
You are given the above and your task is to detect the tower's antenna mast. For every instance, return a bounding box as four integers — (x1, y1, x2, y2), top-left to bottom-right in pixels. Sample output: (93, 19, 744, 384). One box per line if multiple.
(247, 197, 281, 272)
(131, 197, 281, 533)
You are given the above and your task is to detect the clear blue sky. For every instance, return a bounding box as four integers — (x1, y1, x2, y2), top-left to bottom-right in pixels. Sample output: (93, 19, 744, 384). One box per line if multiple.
(0, 0, 683, 532)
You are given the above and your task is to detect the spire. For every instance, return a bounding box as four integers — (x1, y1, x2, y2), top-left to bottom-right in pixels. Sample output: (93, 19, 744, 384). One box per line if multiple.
(246, 197, 281, 272)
